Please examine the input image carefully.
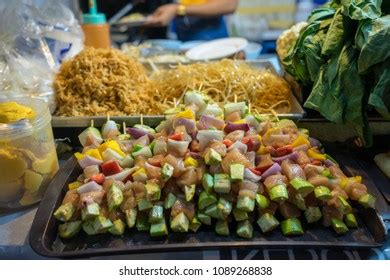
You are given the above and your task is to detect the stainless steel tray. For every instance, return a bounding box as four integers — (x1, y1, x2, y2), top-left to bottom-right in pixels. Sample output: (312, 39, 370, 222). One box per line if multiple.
(52, 95, 304, 128)
(52, 60, 305, 128)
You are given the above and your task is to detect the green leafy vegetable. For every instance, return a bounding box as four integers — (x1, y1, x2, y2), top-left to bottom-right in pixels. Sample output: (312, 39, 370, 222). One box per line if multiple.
(341, 0, 382, 20)
(356, 16, 390, 74)
(368, 59, 390, 119)
(322, 8, 355, 56)
(282, 1, 389, 146)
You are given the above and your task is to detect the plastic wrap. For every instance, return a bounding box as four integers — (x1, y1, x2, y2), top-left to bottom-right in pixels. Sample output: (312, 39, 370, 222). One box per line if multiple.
(0, 0, 83, 113)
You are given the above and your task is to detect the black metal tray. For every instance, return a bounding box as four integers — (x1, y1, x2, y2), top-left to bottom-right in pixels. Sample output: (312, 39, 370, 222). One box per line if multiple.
(30, 153, 387, 258)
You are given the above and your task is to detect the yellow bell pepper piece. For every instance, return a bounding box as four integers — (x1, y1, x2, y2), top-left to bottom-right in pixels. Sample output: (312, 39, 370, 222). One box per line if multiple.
(233, 119, 246, 124)
(264, 127, 281, 139)
(341, 176, 362, 189)
(257, 145, 267, 155)
(291, 135, 310, 148)
(98, 140, 126, 157)
(68, 181, 82, 190)
(184, 156, 198, 168)
(176, 109, 195, 119)
(74, 152, 84, 160)
(85, 148, 103, 161)
(132, 167, 148, 182)
(307, 148, 326, 160)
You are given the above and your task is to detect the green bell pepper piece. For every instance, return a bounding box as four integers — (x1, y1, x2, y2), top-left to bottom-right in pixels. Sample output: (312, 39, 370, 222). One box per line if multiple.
(214, 174, 231, 194)
(81, 202, 100, 221)
(236, 220, 253, 239)
(358, 194, 376, 209)
(82, 220, 98, 235)
(145, 182, 161, 202)
(314, 186, 332, 201)
(202, 173, 214, 193)
(344, 213, 358, 228)
(331, 218, 349, 235)
(136, 212, 150, 231)
(138, 199, 153, 211)
(149, 205, 164, 223)
(257, 213, 279, 233)
(108, 219, 126, 236)
(54, 203, 75, 222)
(237, 196, 255, 212)
(197, 212, 212, 225)
(161, 163, 174, 182)
(198, 191, 217, 210)
(215, 220, 230, 236)
(189, 216, 202, 232)
(58, 221, 82, 239)
(93, 216, 113, 233)
(185, 184, 196, 202)
(204, 203, 220, 219)
(281, 218, 304, 236)
(304, 207, 322, 223)
(107, 184, 124, 212)
(217, 197, 233, 219)
(337, 196, 352, 214)
(125, 208, 137, 228)
(232, 208, 249, 221)
(256, 194, 270, 210)
(269, 184, 288, 202)
(230, 163, 245, 182)
(150, 219, 168, 237)
(204, 148, 222, 165)
(164, 193, 177, 209)
(170, 212, 189, 233)
(289, 177, 314, 197)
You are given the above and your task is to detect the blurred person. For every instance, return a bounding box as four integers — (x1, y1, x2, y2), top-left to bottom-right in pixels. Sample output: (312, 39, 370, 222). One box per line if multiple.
(147, 0, 238, 41)
(80, 0, 174, 39)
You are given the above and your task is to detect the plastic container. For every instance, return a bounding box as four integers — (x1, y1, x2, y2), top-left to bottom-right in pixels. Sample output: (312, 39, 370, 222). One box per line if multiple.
(244, 42, 263, 60)
(145, 39, 183, 52)
(0, 98, 59, 210)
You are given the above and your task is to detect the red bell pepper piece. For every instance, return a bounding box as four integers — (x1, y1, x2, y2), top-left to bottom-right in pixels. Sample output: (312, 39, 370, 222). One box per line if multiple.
(255, 164, 273, 174)
(168, 133, 184, 141)
(101, 160, 123, 176)
(222, 139, 233, 148)
(249, 168, 262, 176)
(242, 137, 259, 152)
(148, 155, 163, 167)
(311, 160, 322, 166)
(275, 145, 293, 157)
(90, 173, 105, 185)
(242, 137, 250, 145)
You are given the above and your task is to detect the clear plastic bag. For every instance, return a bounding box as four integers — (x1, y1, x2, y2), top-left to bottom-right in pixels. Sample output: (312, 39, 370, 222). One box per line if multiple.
(0, 0, 84, 113)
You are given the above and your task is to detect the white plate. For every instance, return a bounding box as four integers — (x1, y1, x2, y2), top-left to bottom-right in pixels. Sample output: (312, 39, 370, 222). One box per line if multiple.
(185, 37, 248, 61)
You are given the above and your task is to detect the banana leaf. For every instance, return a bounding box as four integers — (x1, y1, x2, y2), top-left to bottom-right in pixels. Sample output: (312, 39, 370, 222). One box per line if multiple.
(341, 0, 382, 20)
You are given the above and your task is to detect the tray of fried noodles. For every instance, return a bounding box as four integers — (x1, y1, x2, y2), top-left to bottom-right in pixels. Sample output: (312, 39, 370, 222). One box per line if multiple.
(53, 48, 304, 127)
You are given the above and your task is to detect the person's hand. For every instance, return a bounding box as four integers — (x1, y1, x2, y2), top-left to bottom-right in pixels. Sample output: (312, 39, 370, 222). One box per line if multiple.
(146, 4, 178, 27)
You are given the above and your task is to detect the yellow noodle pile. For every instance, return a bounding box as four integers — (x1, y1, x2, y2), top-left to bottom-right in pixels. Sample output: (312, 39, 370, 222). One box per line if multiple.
(151, 59, 292, 114)
(54, 48, 159, 116)
(55, 50, 292, 116)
